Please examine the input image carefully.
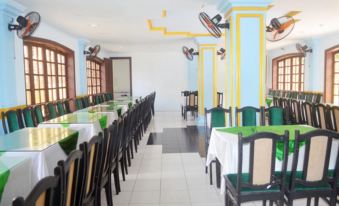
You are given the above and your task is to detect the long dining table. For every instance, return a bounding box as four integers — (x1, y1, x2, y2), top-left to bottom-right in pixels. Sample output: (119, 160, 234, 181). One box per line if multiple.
(0, 127, 79, 205)
(206, 125, 339, 193)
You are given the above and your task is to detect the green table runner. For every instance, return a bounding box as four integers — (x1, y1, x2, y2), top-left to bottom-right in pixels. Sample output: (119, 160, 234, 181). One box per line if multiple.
(217, 125, 316, 160)
(58, 131, 79, 155)
(0, 164, 9, 202)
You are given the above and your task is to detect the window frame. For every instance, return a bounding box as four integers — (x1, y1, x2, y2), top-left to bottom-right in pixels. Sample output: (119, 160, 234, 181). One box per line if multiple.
(324, 44, 339, 103)
(23, 37, 76, 105)
(86, 57, 104, 95)
(272, 53, 305, 92)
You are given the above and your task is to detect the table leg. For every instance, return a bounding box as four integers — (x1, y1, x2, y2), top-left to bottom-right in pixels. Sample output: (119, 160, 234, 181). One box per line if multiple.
(216, 159, 221, 188)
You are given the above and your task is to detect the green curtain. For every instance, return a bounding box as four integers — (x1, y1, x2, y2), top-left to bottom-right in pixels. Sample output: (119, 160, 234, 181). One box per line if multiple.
(57, 102, 65, 116)
(242, 108, 257, 126)
(211, 109, 225, 128)
(23, 109, 35, 127)
(58, 132, 79, 155)
(7, 111, 20, 133)
(269, 107, 284, 125)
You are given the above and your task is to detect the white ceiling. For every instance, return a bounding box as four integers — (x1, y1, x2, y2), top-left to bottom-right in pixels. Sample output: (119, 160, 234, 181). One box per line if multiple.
(15, 0, 339, 52)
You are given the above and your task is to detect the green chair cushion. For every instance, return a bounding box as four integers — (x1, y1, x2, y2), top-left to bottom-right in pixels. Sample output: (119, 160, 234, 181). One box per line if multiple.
(225, 173, 280, 193)
(211, 109, 225, 128)
(285, 171, 332, 192)
(23, 109, 35, 127)
(269, 107, 284, 125)
(7, 111, 20, 133)
(242, 108, 257, 126)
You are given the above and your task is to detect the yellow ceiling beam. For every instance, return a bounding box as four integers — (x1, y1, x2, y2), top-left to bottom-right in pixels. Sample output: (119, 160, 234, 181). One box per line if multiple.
(285, 11, 302, 17)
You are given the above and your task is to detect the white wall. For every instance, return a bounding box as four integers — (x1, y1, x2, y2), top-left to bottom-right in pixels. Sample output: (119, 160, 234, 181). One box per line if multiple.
(111, 50, 189, 111)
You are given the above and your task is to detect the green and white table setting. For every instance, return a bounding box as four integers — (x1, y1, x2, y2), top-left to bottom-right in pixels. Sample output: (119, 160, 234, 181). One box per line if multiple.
(100, 101, 130, 114)
(0, 128, 78, 190)
(0, 156, 31, 206)
(76, 104, 123, 120)
(206, 125, 339, 193)
(38, 112, 113, 142)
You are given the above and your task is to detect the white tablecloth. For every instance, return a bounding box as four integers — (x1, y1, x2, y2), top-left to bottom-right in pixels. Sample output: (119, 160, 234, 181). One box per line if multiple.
(206, 127, 339, 193)
(0, 156, 31, 206)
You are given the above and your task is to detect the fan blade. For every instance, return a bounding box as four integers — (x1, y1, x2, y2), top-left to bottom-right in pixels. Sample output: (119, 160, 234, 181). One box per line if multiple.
(278, 19, 294, 32)
(22, 20, 32, 37)
(284, 11, 301, 17)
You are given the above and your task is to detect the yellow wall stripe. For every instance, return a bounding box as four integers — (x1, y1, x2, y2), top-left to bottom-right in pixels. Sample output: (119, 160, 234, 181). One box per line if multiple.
(0, 105, 26, 119)
(225, 6, 269, 18)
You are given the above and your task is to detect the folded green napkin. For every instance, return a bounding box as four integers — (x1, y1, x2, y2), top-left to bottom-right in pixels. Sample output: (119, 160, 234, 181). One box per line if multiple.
(58, 131, 79, 155)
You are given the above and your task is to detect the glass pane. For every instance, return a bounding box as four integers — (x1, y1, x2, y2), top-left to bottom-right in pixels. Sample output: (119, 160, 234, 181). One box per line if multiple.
(38, 47, 43, 60)
(39, 62, 43, 74)
(33, 61, 38, 74)
(51, 64, 55, 75)
(53, 89, 57, 101)
(25, 75, 30, 89)
(335, 74, 339, 83)
(46, 49, 50, 62)
(32, 47, 37, 60)
(285, 59, 291, 66)
(49, 90, 52, 101)
(26, 91, 31, 105)
(25, 59, 30, 73)
(47, 63, 51, 75)
(40, 76, 44, 89)
(40, 90, 45, 102)
(34, 76, 39, 89)
(335, 63, 339, 73)
(35, 90, 40, 104)
(334, 96, 339, 105)
(51, 51, 55, 62)
(334, 85, 339, 95)
(63, 89, 66, 98)
(24, 46, 28, 58)
(52, 77, 56, 88)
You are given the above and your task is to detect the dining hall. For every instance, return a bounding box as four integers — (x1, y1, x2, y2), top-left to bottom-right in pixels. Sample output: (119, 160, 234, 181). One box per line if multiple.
(0, 0, 338, 205)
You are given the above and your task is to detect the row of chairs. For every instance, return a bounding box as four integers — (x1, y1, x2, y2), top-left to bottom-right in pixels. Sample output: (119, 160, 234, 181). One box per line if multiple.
(273, 97, 339, 133)
(224, 129, 339, 206)
(1, 99, 71, 134)
(12, 92, 156, 206)
(181, 90, 198, 120)
(268, 89, 322, 103)
(1, 92, 114, 134)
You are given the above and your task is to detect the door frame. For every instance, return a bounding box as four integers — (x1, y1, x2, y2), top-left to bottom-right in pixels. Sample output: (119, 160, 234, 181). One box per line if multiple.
(110, 57, 132, 98)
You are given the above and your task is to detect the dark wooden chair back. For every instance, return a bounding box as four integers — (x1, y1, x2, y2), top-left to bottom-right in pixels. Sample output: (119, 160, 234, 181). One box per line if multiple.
(237, 131, 289, 193)
(235, 106, 264, 127)
(314, 103, 329, 129)
(302, 102, 315, 126)
(12, 175, 60, 206)
(79, 135, 103, 205)
(56, 150, 84, 206)
(2, 109, 24, 134)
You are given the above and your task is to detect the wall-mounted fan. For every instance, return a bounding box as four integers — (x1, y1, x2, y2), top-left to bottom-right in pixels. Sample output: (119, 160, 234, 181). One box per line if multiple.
(266, 16, 295, 42)
(199, 12, 229, 38)
(296, 43, 312, 57)
(84, 45, 101, 57)
(182, 46, 198, 61)
(217, 48, 226, 60)
(8, 11, 41, 39)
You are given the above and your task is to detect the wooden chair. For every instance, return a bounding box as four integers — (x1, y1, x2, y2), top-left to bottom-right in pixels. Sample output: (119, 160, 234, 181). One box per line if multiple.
(235, 106, 264, 127)
(217, 92, 223, 107)
(79, 135, 103, 206)
(75, 98, 84, 110)
(56, 101, 66, 116)
(96, 122, 120, 206)
(55, 150, 84, 206)
(302, 102, 315, 127)
(22, 106, 36, 127)
(224, 131, 289, 206)
(314, 103, 330, 129)
(47, 102, 58, 119)
(329, 106, 339, 133)
(284, 129, 339, 205)
(291, 100, 303, 124)
(204, 106, 232, 188)
(33, 105, 45, 125)
(12, 175, 61, 206)
(2, 109, 24, 134)
(181, 91, 190, 117)
(266, 106, 284, 125)
(63, 99, 72, 114)
(184, 91, 198, 120)
(82, 96, 91, 108)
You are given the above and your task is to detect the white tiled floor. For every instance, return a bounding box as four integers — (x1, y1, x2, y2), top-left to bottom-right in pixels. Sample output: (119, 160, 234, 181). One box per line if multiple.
(101, 112, 332, 206)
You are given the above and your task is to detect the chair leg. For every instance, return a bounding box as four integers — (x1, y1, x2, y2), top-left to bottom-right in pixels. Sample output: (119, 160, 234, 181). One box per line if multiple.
(262, 200, 266, 206)
(113, 167, 121, 194)
(306, 198, 311, 206)
(205, 166, 208, 174)
(130, 141, 134, 159)
(126, 146, 131, 166)
(287, 198, 293, 206)
(104, 178, 113, 206)
(134, 136, 138, 153)
(314, 197, 319, 206)
(120, 158, 125, 181)
(209, 164, 213, 185)
(269, 200, 273, 206)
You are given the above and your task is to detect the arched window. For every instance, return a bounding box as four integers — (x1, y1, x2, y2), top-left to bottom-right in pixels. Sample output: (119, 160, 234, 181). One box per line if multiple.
(86, 57, 104, 95)
(272, 53, 305, 91)
(24, 37, 75, 105)
(324, 44, 339, 104)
